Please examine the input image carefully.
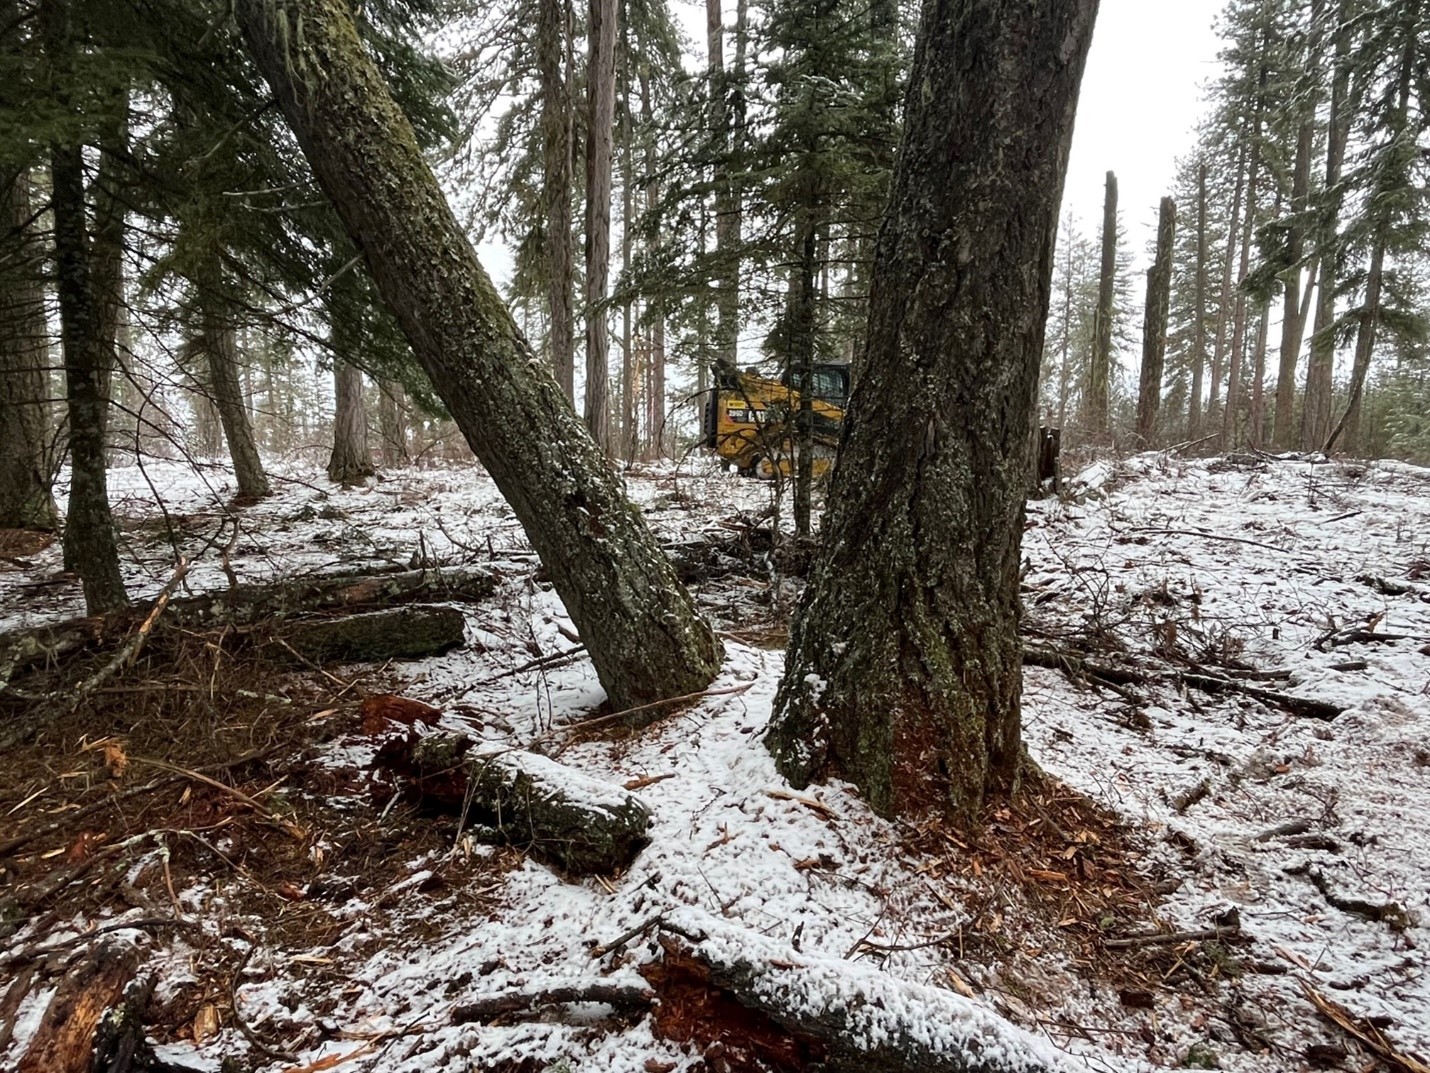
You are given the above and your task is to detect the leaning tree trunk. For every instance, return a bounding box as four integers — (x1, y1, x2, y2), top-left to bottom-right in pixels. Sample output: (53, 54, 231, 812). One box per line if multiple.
(0, 171, 58, 531)
(583, 0, 617, 453)
(1135, 196, 1175, 445)
(328, 359, 375, 484)
(1085, 170, 1116, 440)
(234, 0, 722, 711)
(767, 0, 1098, 824)
(44, 0, 128, 615)
(200, 284, 270, 499)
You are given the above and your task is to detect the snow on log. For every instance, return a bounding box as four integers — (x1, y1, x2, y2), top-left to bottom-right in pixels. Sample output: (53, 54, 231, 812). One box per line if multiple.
(379, 731, 653, 875)
(641, 913, 1069, 1073)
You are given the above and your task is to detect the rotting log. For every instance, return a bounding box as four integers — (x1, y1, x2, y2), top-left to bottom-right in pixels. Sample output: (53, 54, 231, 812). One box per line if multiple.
(0, 565, 496, 684)
(17, 941, 138, 1073)
(270, 605, 465, 665)
(376, 731, 652, 874)
(640, 926, 1064, 1073)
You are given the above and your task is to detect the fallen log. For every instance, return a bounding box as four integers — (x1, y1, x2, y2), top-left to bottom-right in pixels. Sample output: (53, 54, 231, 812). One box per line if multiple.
(1021, 644, 1344, 720)
(640, 916, 1066, 1073)
(376, 731, 652, 875)
(0, 564, 496, 685)
(269, 605, 466, 665)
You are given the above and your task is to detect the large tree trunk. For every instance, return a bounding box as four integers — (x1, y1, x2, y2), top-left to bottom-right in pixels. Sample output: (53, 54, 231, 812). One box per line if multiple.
(200, 284, 270, 499)
(1135, 196, 1175, 444)
(766, 0, 1098, 823)
(328, 359, 374, 483)
(1302, 0, 1351, 451)
(0, 171, 58, 531)
(1085, 170, 1116, 439)
(583, 0, 617, 452)
(538, 0, 575, 402)
(1188, 160, 1208, 439)
(45, 0, 127, 615)
(234, 0, 722, 711)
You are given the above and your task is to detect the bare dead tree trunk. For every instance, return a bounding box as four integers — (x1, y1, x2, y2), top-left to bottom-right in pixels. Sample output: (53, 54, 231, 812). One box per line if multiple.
(1188, 160, 1208, 439)
(1136, 196, 1175, 444)
(767, 0, 1098, 824)
(538, 0, 575, 402)
(1086, 170, 1116, 439)
(234, 0, 723, 710)
(0, 170, 58, 531)
(584, 0, 617, 453)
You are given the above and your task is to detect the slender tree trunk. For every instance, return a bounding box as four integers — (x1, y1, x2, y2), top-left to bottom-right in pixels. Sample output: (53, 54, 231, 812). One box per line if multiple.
(583, 0, 617, 452)
(767, 0, 1098, 824)
(328, 361, 374, 484)
(1136, 196, 1175, 444)
(44, 0, 127, 613)
(792, 197, 818, 537)
(1055, 240, 1073, 430)
(620, 35, 636, 463)
(1188, 161, 1208, 439)
(1209, 143, 1248, 427)
(538, 0, 575, 401)
(707, 0, 739, 368)
(639, 69, 666, 459)
(1086, 170, 1116, 438)
(377, 379, 410, 465)
(1302, 0, 1351, 451)
(200, 283, 270, 499)
(1222, 61, 1267, 450)
(0, 171, 58, 531)
(1272, 86, 1316, 446)
(235, 0, 722, 710)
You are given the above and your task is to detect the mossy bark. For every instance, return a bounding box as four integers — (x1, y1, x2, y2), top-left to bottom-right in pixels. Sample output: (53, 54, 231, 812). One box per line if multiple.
(327, 359, 375, 484)
(766, 0, 1097, 825)
(233, 0, 722, 711)
(274, 604, 465, 664)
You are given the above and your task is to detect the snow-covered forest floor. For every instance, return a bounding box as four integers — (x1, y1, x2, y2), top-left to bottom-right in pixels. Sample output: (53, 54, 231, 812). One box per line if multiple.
(2, 451, 1428, 1073)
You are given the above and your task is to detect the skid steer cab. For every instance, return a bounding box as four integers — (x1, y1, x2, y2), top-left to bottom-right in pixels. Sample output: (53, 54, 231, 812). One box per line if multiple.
(700, 361, 849, 478)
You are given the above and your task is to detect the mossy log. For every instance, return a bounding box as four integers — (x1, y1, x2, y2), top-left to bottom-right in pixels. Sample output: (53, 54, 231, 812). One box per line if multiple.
(0, 565, 495, 683)
(641, 927, 1064, 1073)
(272, 605, 465, 664)
(379, 731, 652, 874)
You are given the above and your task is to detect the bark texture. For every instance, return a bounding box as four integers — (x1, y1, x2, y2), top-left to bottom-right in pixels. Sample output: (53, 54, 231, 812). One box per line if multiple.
(584, 0, 617, 451)
(1136, 196, 1175, 444)
(1272, 81, 1316, 447)
(766, 0, 1098, 822)
(273, 605, 465, 664)
(234, 0, 722, 711)
(0, 172, 57, 531)
(377, 378, 410, 465)
(328, 359, 375, 483)
(1188, 161, 1208, 438)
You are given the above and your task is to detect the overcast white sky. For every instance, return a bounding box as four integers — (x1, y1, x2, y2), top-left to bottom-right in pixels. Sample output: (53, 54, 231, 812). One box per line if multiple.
(1064, 0, 1226, 263)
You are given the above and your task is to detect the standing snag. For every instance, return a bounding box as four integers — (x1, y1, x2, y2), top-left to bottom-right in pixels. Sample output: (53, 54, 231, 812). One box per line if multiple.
(766, 0, 1098, 824)
(233, 0, 723, 712)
